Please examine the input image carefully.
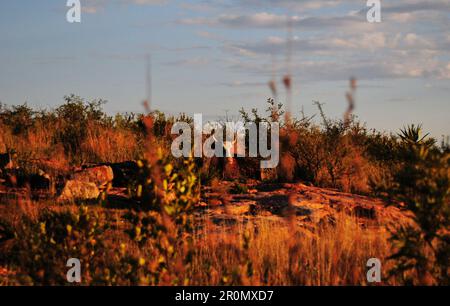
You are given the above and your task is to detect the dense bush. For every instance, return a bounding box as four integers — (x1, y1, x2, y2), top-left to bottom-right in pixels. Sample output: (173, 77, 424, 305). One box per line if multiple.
(240, 99, 378, 193)
(376, 125, 449, 285)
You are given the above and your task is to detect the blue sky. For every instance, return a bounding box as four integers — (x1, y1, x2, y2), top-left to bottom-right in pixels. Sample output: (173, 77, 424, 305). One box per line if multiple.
(0, 0, 449, 137)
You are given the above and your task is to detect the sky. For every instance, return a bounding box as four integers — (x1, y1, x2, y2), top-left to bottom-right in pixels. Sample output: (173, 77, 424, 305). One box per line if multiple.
(0, 0, 449, 138)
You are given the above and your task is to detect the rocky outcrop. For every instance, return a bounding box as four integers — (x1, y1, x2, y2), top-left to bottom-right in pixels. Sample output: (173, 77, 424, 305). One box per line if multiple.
(106, 161, 139, 187)
(56, 165, 113, 202)
(58, 180, 100, 202)
(200, 182, 411, 230)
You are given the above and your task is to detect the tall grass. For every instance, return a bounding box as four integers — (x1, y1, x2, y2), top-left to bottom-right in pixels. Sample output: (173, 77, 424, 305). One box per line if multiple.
(0, 97, 141, 175)
(0, 197, 393, 286)
(190, 214, 392, 285)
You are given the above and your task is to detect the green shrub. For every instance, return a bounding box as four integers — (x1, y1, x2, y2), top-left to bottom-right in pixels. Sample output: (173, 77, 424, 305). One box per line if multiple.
(54, 95, 109, 162)
(123, 150, 200, 284)
(8, 206, 106, 285)
(0, 103, 35, 135)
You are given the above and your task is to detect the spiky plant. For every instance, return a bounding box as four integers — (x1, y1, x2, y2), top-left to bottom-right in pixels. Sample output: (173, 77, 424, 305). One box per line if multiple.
(398, 124, 430, 144)
(386, 125, 449, 285)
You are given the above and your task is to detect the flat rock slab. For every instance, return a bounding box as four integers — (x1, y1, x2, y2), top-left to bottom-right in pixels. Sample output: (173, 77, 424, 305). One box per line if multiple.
(200, 182, 411, 229)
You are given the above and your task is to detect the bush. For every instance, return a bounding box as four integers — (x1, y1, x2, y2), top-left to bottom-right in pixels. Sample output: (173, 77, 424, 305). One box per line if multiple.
(123, 139, 200, 284)
(380, 125, 450, 285)
(284, 102, 375, 193)
(7, 206, 106, 285)
(54, 95, 109, 163)
(0, 103, 35, 135)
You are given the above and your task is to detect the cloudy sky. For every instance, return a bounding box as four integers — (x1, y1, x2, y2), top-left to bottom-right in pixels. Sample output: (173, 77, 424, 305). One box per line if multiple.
(0, 0, 449, 137)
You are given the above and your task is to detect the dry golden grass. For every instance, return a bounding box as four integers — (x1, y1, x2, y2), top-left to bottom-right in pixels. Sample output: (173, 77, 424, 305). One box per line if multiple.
(81, 122, 138, 164)
(0, 117, 138, 176)
(0, 195, 395, 286)
(190, 214, 393, 285)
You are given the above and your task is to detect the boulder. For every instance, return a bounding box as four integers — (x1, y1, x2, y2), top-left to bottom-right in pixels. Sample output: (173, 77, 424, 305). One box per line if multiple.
(106, 161, 139, 187)
(58, 180, 100, 202)
(73, 166, 114, 189)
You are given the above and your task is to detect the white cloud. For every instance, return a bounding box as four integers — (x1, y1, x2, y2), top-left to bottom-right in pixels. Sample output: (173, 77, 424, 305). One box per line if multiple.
(177, 0, 450, 81)
(179, 12, 367, 29)
(80, 0, 169, 14)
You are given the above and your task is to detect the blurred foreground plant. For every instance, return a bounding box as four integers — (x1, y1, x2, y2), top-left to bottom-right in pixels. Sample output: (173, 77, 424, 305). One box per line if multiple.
(8, 206, 106, 285)
(122, 113, 200, 284)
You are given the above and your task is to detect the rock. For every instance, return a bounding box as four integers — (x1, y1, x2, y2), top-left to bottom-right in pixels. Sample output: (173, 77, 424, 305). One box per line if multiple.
(58, 180, 100, 202)
(57, 165, 114, 202)
(106, 161, 139, 187)
(29, 170, 52, 190)
(73, 166, 113, 189)
(224, 203, 251, 215)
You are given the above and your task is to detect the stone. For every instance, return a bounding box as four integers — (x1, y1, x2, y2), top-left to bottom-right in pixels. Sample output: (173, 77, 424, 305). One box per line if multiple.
(29, 170, 52, 190)
(58, 180, 100, 202)
(107, 161, 139, 187)
(73, 166, 113, 189)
